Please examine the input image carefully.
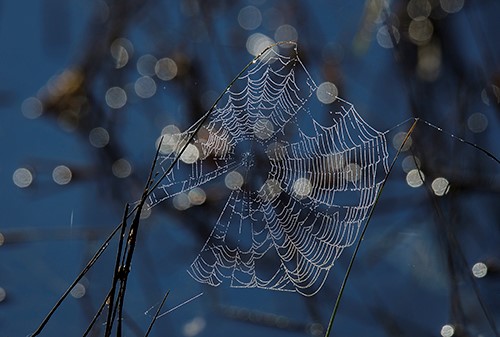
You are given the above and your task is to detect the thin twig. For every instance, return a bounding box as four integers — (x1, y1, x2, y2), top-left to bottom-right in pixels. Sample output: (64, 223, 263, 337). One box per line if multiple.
(114, 131, 165, 337)
(144, 290, 170, 337)
(104, 203, 130, 336)
(82, 288, 113, 337)
(324, 118, 419, 337)
(30, 222, 124, 336)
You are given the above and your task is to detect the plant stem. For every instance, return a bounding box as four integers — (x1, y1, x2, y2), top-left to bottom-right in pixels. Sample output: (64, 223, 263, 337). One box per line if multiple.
(324, 118, 419, 337)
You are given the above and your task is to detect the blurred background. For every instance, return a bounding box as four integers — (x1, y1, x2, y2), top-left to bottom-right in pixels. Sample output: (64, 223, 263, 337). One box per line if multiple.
(1, 0, 499, 336)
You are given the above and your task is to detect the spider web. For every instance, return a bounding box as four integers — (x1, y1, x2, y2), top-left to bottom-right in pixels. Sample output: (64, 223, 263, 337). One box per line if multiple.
(148, 42, 389, 296)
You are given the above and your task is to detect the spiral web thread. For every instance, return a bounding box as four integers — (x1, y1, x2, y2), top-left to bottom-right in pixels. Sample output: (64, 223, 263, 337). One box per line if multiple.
(148, 42, 389, 296)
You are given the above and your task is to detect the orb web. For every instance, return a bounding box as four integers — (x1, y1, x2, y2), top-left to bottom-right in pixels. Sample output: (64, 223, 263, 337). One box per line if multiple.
(148, 42, 389, 296)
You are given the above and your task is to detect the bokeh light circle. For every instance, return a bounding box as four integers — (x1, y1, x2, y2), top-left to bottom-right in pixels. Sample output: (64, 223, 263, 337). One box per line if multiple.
(155, 58, 178, 81)
(225, 171, 244, 190)
(316, 82, 338, 104)
(89, 127, 110, 148)
(52, 165, 72, 185)
(472, 262, 488, 278)
(406, 169, 424, 188)
(112, 159, 132, 178)
(105, 87, 127, 109)
(238, 5, 262, 31)
(21, 97, 43, 119)
(134, 76, 157, 98)
(13, 168, 33, 188)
